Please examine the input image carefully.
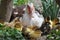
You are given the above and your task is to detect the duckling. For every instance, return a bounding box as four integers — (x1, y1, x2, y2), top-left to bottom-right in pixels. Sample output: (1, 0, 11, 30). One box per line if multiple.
(40, 17, 51, 35)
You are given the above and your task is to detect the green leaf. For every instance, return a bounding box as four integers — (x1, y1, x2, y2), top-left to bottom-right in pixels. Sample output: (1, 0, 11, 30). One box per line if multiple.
(42, 0, 59, 20)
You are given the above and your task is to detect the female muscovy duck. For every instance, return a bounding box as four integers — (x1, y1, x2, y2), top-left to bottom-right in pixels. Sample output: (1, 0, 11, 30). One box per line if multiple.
(21, 3, 44, 39)
(21, 3, 44, 28)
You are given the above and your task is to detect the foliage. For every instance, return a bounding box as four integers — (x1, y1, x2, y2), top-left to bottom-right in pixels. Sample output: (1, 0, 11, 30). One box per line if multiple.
(41, 0, 59, 20)
(47, 29, 60, 40)
(0, 23, 5, 27)
(0, 23, 25, 40)
(13, 0, 28, 6)
(0, 23, 5, 29)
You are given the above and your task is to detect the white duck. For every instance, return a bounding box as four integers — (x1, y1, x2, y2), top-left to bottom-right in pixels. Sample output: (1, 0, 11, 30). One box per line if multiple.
(21, 3, 44, 28)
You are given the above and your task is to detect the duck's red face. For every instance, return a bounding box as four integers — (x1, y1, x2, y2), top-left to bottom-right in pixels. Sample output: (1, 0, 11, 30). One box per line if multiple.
(27, 5, 33, 14)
